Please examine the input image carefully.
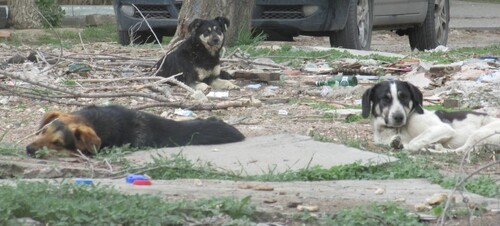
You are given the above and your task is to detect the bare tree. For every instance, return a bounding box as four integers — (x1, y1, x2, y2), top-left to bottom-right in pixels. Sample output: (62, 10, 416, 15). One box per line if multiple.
(7, 0, 42, 29)
(171, 0, 255, 47)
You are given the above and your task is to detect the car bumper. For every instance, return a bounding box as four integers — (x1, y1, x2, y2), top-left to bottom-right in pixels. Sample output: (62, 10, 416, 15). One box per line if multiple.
(113, 0, 180, 34)
(252, 0, 334, 32)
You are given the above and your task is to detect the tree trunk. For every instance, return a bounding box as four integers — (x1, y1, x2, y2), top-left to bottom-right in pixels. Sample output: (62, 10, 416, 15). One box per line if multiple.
(172, 0, 255, 47)
(7, 0, 42, 29)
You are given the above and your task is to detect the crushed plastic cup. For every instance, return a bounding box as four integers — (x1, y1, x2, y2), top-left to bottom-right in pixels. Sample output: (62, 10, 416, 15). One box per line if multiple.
(74, 178, 93, 185)
(126, 174, 149, 184)
(133, 179, 152, 186)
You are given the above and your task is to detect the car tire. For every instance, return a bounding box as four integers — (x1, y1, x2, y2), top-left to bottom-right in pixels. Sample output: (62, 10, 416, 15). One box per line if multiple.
(118, 30, 131, 46)
(408, 0, 450, 51)
(330, 0, 373, 50)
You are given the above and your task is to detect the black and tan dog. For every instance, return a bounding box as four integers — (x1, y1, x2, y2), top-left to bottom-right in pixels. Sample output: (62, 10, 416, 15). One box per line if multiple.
(26, 105, 245, 157)
(156, 16, 239, 91)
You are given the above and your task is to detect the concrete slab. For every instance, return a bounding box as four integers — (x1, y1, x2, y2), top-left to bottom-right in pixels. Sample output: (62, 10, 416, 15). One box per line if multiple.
(125, 134, 397, 176)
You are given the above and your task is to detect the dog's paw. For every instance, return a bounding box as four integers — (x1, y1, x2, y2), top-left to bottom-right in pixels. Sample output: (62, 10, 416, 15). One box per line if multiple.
(192, 82, 211, 93)
(390, 136, 404, 150)
(210, 78, 240, 90)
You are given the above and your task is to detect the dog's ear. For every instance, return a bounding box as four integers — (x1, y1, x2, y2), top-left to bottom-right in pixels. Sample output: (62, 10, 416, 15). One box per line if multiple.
(72, 125, 101, 154)
(38, 111, 63, 131)
(188, 18, 203, 33)
(361, 87, 373, 118)
(405, 82, 424, 114)
(215, 16, 230, 31)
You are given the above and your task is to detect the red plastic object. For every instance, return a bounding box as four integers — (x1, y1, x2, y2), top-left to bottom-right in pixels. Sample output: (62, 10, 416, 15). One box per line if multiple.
(132, 179, 152, 186)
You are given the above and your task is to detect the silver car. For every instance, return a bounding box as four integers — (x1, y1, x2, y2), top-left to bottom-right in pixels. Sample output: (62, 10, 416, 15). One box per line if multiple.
(114, 0, 450, 50)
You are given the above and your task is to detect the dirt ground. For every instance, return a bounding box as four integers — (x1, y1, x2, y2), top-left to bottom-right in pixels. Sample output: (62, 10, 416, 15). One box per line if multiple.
(1, 29, 500, 224)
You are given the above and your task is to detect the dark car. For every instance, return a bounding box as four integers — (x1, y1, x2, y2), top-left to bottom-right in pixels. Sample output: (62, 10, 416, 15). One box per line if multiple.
(113, 0, 449, 51)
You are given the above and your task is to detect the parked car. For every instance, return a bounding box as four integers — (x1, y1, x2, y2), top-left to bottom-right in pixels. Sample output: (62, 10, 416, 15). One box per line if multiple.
(113, 0, 449, 51)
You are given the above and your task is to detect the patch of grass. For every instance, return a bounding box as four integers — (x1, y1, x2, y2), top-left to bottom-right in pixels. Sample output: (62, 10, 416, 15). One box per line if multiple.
(414, 45, 500, 64)
(440, 176, 500, 198)
(80, 24, 118, 42)
(273, 152, 442, 181)
(345, 114, 363, 123)
(243, 46, 352, 64)
(322, 202, 423, 226)
(424, 104, 472, 112)
(94, 145, 138, 165)
(234, 21, 267, 46)
(0, 142, 23, 156)
(135, 153, 241, 180)
(0, 181, 255, 225)
(1, 24, 118, 47)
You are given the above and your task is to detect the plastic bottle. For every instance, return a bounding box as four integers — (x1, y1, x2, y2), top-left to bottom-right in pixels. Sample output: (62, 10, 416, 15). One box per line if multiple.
(315, 75, 358, 87)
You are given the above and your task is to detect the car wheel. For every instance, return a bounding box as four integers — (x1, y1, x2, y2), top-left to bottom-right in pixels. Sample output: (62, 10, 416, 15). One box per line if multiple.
(118, 30, 131, 46)
(330, 0, 373, 50)
(408, 0, 450, 50)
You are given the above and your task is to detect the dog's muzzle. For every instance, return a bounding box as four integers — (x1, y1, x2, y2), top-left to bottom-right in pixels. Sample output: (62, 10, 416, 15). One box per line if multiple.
(208, 37, 220, 46)
(26, 144, 39, 156)
(385, 111, 406, 128)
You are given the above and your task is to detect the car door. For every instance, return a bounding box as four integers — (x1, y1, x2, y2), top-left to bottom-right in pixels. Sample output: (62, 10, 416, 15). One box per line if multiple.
(373, 0, 410, 18)
(373, 0, 427, 26)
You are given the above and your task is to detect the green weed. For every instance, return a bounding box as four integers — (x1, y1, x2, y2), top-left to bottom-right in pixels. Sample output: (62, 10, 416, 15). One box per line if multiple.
(1, 24, 118, 47)
(345, 114, 363, 123)
(440, 176, 499, 198)
(414, 45, 500, 64)
(0, 181, 255, 225)
(0, 142, 23, 156)
(323, 202, 423, 226)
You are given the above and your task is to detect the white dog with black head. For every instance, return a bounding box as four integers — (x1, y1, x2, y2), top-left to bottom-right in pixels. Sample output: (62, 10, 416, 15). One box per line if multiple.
(361, 80, 500, 154)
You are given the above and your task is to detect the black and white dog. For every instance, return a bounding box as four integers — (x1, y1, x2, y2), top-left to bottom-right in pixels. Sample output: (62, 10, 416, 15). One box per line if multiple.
(362, 81, 500, 154)
(156, 16, 239, 91)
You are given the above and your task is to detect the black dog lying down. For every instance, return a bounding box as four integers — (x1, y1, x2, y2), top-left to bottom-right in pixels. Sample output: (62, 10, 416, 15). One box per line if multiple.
(26, 105, 245, 157)
(155, 16, 239, 91)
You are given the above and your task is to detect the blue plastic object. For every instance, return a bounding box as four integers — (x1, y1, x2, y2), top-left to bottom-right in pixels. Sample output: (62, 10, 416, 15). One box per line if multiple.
(74, 178, 93, 185)
(126, 174, 149, 184)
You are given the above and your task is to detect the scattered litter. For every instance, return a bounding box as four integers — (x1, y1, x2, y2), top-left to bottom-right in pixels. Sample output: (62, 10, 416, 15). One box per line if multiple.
(297, 205, 319, 212)
(355, 75, 397, 81)
(476, 72, 498, 83)
(414, 203, 432, 212)
(74, 178, 93, 185)
(374, 187, 385, 195)
(426, 193, 454, 205)
(320, 86, 332, 97)
(425, 45, 449, 53)
(246, 84, 262, 89)
(278, 109, 288, 115)
(174, 108, 194, 117)
(405, 72, 431, 89)
(479, 56, 498, 62)
(132, 179, 152, 186)
(207, 91, 229, 98)
(126, 174, 150, 184)
(306, 75, 358, 87)
(302, 62, 332, 74)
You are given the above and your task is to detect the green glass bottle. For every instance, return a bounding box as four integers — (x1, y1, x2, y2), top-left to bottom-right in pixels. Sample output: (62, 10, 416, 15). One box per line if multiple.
(315, 76, 358, 86)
